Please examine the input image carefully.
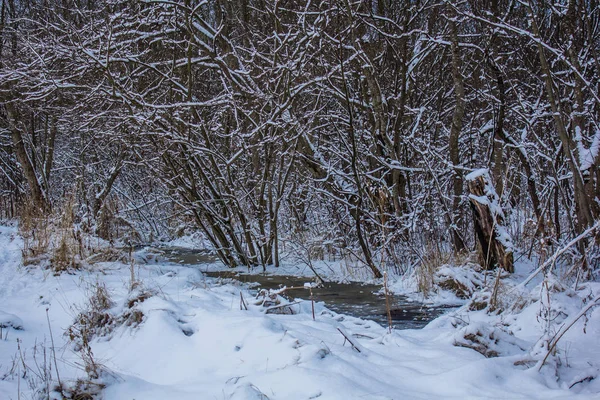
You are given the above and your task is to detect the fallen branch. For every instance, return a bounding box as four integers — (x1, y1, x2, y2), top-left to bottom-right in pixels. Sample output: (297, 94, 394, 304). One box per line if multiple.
(240, 292, 247, 311)
(569, 375, 596, 389)
(515, 221, 600, 290)
(337, 327, 363, 353)
(264, 301, 301, 313)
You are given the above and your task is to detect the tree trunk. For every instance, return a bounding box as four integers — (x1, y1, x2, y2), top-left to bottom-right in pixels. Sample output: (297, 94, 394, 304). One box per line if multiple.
(448, 14, 466, 253)
(467, 170, 514, 273)
(527, 2, 594, 234)
(5, 103, 49, 212)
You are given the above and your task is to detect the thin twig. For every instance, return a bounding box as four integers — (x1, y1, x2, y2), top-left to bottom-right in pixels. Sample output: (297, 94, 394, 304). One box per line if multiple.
(515, 221, 600, 290)
(337, 328, 362, 353)
(538, 295, 600, 370)
(383, 272, 393, 333)
(17, 357, 20, 400)
(239, 291, 248, 310)
(310, 287, 315, 321)
(129, 243, 136, 291)
(45, 308, 62, 390)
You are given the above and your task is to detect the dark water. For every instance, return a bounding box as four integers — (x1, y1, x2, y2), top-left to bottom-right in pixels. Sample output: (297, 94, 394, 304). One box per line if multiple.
(158, 247, 217, 264)
(152, 247, 454, 329)
(205, 271, 453, 329)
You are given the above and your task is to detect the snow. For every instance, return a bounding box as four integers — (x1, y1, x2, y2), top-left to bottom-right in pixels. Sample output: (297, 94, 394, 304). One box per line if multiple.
(576, 128, 600, 171)
(387, 262, 483, 306)
(162, 230, 212, 249)
(464, 168, 488, 181)
(0, 312, 23, 331)
(0, 225, 599, 399)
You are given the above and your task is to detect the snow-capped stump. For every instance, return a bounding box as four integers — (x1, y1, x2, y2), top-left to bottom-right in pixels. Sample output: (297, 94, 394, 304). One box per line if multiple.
(466, 169, 514, 273)
(0, 311, 24, 330)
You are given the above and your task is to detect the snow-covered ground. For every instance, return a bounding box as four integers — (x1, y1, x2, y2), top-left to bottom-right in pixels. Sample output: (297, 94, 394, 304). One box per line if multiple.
(1, 225, 599, 399)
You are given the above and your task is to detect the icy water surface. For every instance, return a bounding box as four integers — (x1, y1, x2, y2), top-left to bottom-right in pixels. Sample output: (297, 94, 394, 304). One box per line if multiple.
(157, 247, 455, 329)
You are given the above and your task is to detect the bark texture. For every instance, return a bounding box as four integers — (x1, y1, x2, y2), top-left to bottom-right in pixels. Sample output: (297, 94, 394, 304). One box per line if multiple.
(5, 102, 49, 211)
(468, 173, 514, 273)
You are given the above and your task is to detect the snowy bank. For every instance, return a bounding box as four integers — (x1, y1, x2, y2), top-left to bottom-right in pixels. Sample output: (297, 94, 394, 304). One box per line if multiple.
(0, 226, 599, 399)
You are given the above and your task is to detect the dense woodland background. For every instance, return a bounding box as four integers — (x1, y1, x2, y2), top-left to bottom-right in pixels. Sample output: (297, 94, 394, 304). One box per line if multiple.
(1, 0, 599, 278)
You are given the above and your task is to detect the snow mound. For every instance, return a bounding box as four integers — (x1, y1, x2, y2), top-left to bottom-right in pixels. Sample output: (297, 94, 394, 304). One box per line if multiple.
(1, 224, 600, 399)
(388, 263, 485, 305)
(0, 311, 24, 330)
(453, 321, 527, 358)
(228, 383, 270, 400)
(435, 264, 485, 299)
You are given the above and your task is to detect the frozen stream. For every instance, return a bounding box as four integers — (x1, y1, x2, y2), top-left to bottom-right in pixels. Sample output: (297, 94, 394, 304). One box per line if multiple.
(157, 247, 455, 329)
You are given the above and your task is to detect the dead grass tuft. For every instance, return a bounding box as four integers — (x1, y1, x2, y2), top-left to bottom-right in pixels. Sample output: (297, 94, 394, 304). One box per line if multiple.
(68, 284, 152, 351)
(417, 245, 452, 296)
(68, 283, 115, 350)
(19, 195, 87, 274)
(19, 199, 50, 262)
(56, 378, 106, 399)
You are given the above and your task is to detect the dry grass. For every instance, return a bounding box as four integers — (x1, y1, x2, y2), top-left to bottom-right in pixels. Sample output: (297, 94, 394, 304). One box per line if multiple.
(19, 199, 51, 264)
(416, 242, 477, 297)
(58, 379, 106, 400)
(18, 193, 136, 275)
(18, 196, 87, 273)
(50, 196, 85, 273)
(68, 283, 152, 353)
(417, 244, 452, 296)
(68, 282, 115, 350)
(66, 282, 149, 387)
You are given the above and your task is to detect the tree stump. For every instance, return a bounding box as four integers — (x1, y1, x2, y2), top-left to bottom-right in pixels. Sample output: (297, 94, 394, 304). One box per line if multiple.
(466, 169, 514, 273)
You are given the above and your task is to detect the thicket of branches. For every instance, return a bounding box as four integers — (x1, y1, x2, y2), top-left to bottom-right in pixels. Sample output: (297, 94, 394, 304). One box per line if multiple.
(1, 0, 599, 277)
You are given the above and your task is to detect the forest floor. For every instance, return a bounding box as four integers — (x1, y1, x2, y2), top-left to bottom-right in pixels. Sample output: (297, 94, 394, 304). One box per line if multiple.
(0, 224, 599, 399)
